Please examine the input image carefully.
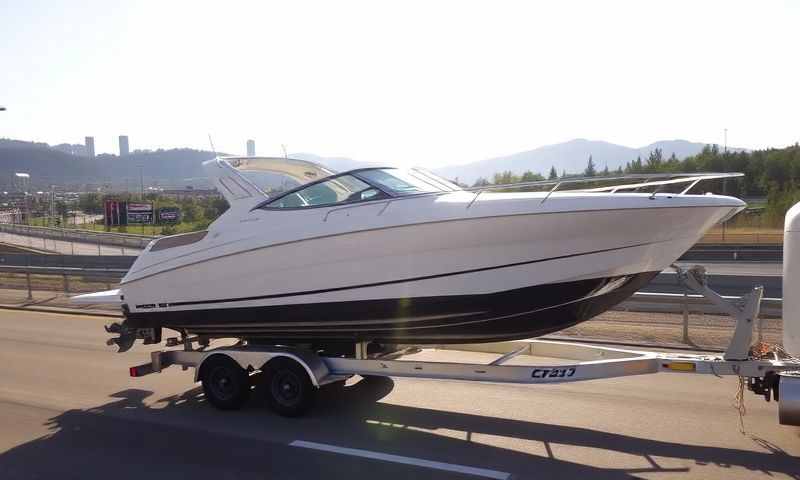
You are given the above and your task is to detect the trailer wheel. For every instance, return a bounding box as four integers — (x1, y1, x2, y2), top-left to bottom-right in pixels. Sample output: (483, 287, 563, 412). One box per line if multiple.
(262, 357, 316, 417)
(200, 355, 251, 410)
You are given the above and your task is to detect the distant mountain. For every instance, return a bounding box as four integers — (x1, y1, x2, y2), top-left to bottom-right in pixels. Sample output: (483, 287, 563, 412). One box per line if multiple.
(51, 143, 87, 156)
(434, 139, 742, 185)
(0, 138, 376, 191)
(290, 152, 374, 172)
(0, 138, 218, 190)
(0, 137, 744, 191)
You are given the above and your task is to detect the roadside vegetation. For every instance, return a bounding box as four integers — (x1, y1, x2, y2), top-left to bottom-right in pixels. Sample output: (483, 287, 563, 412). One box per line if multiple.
(478, 144, 800, 235)
(33, 193, 229, 236)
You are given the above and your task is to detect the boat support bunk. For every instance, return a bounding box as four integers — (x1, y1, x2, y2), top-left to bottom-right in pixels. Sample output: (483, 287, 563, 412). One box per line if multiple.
(128, 265, 800, 424)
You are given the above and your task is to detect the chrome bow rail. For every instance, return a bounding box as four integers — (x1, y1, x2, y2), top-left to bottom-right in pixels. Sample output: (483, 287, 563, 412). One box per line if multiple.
(465, 172, 744, 207)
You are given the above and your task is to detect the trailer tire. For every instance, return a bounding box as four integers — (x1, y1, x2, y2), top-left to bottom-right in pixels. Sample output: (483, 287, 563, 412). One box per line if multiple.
(262, 357, 316, 417)
(200, 355, 250, 410)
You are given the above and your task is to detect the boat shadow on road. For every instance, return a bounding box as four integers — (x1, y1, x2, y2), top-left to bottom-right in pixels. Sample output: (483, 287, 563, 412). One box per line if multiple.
(0, 376, 797, 479)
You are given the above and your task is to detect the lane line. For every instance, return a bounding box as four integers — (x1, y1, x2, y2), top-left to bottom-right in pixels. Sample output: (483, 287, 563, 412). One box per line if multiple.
(290, 440, 510, 479)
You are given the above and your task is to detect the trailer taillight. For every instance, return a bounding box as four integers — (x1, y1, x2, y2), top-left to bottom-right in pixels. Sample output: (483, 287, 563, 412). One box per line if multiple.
(129, 363, 154, 377)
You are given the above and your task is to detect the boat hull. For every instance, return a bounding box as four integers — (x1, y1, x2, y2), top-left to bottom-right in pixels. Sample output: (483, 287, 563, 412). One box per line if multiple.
(124, 271, 657, 343)
(116, 193, 742, 345)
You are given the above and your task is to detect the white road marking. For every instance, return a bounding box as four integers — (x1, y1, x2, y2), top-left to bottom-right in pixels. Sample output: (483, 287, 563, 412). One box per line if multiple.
(290, 440, 511, 479)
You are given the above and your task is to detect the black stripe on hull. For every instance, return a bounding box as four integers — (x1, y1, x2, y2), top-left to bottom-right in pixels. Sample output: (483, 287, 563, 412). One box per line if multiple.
(125, 271, 658, 344)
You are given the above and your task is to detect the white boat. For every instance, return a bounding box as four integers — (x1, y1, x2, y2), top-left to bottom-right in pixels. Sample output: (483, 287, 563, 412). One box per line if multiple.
(76, 156, 745, 351)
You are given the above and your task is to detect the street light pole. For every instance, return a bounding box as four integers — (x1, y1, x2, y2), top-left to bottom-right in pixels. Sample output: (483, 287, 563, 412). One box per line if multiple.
(139, 165, 144, 201)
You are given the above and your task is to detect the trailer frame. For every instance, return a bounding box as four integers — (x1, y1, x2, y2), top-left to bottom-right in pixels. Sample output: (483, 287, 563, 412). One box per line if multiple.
(127, 265, 800, 424)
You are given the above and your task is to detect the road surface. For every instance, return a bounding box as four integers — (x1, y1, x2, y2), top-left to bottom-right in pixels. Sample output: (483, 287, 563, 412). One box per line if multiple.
(0, 309, 797, 479)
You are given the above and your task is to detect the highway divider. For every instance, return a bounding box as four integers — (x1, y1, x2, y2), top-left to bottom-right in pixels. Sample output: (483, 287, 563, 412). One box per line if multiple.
(0, 223, 155, 251)
(0, 263, 782, 317)
(0, 222, 785, 262)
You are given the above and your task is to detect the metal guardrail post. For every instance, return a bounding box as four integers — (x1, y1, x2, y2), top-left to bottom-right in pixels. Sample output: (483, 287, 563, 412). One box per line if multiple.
(682, 287, 690, 344)
(25, 254, 33, 301)
(97, 235, 102, 255)
(63, 273, 70, 294)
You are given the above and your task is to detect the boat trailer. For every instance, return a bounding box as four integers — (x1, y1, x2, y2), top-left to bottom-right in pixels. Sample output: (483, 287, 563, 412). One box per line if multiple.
(127, 265, 800, 424)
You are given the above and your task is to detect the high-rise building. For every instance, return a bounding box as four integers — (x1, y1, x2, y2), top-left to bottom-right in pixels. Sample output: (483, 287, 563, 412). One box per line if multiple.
(85, 136, 95, 158)
(246, 139, 256, 157)
(119, 135, 129, 156)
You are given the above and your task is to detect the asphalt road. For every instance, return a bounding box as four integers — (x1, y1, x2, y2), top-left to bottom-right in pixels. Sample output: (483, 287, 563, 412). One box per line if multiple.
(0, 309, 797, 479)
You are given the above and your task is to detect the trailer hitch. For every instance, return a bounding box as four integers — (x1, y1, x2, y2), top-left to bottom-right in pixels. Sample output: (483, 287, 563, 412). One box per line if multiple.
(105, 322, 161, 353)
(748, 372, 781, 402)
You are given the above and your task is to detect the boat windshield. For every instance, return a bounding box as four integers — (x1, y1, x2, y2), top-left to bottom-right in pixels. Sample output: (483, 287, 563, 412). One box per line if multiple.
(264, 174, 387, 208)
(356, 168, 462, 196)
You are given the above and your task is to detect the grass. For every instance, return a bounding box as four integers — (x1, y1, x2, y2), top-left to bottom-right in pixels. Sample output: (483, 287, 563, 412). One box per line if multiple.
(24, 217, 207, 236)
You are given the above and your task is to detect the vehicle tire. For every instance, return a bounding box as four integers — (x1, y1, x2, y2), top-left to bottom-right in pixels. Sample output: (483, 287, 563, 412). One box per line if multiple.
(200, 355, 251, 410)
(262, 357, 316, 417)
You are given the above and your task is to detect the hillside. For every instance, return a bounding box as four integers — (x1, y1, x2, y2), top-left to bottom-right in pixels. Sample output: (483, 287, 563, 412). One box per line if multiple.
(1, 137, 744, 190)
(433, 139, 735, 185)
(0, 139, 219, 190)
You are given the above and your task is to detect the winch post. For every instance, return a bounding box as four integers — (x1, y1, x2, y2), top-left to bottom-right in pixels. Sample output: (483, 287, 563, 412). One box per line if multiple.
(675, 265, 763, 361)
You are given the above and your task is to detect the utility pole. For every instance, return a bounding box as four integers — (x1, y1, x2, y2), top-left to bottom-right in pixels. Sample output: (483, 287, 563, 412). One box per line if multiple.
(138, 165, 146, 234)
(724, 128, 728, 153)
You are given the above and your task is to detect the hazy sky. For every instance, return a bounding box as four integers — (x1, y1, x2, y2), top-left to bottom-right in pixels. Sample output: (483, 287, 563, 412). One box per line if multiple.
(1, 1, 798, 167)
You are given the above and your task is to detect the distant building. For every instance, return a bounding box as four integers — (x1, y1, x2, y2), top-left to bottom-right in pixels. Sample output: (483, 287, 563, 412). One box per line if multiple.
(246, 139, 255, 156)
(85, 136, 95, 158)
(119, 135, 129, 156)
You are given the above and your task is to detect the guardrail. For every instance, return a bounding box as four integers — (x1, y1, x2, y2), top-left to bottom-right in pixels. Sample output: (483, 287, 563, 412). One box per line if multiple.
(0, 264, 125, 299)
(679, 244, 783, 262)
(621, 291, 782, 317)
(0, 263, 782, 316)
(0, 253, 135, 270)
(0, 264, 782, 348)
(0, 223, 155, 251)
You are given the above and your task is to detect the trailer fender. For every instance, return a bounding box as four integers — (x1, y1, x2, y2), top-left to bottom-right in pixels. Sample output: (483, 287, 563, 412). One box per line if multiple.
(194, 349, 330, 387)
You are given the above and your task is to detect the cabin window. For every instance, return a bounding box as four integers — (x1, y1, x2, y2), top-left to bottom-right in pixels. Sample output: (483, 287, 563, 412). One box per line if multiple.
(264, 174, 387, 209)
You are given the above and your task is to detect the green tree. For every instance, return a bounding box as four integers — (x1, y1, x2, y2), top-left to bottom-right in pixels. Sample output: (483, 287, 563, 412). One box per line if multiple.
(472, 177, 490, 187)
(521, 170, 543, 182)
(493, 171, 521, 185)
(584, 155, 596, 177)
(646, 148, 663, 172)
(548, 166, 558, 180)
(78, 193, 103, 214)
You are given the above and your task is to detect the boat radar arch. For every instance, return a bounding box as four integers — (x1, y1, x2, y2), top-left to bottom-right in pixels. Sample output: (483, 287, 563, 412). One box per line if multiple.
(202, 156, 336, 211)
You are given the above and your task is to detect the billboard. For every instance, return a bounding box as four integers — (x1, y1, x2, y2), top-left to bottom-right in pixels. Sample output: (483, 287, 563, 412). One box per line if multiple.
(158, 207, 180, 223)
(127, 203, 154, 224)
(104, 200, 127, 226)
(105, 200, 153, 226)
